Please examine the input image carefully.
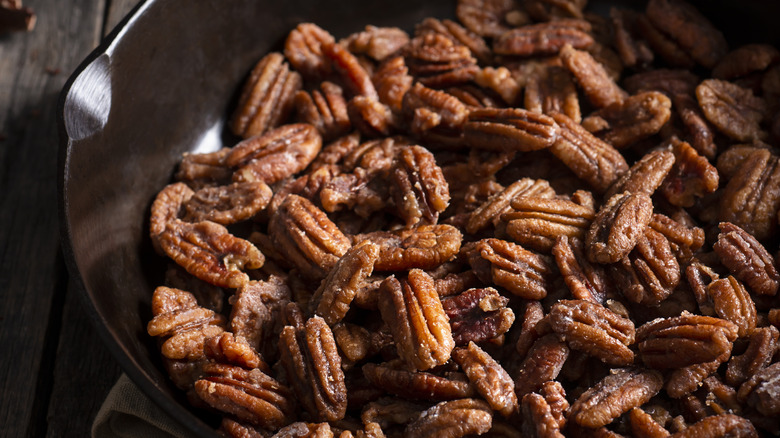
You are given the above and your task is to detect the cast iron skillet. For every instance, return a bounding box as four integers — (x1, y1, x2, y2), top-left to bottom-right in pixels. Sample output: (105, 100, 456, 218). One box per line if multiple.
(58, 0, 780, 436)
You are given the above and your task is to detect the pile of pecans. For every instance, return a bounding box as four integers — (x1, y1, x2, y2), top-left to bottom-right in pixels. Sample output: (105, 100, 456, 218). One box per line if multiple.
(146, 0, 780, 436)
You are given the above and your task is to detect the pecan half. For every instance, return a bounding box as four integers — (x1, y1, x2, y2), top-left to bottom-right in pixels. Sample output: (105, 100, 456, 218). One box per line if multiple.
(366, 224, 462, 272)
(696, 79, 766, 143)
(582, 92, 671, 149)
(416, 18, 491, 65)
(524, 65, 581, 123)
(374, 56, 413, 114)
(560, 43, 628, 109)
(466, 178, 555, 235)
(362, 362, 475, 401)
(378, 270, 454, 370)
(229, 277, 290, 362)
(463, 107, 559, 152)
(227, 124, 323, 185)
(402, 82, 468, 134)
(494, 21, 594, 57)
(176, 148, 232, 188)
(342, 25, 409, 62)
(513, 334, 569, 397)
(404, 398, 492, 438)
(503, 196, 595, 253)
(605, 148, 675, 200)
(649, 213, 705, 253)
(295, 81, 351, 141)
(569, 368, 663, 428)
(726, 325, 779, 387)
(609, 228, 680, 306)
(737, 362, 780, 416)
(452, 342, 517, 417)
(284, 23, 335, 81)
(714, 222, 780, 297)
(713, 43, 780, 80)
(659, 137, 719, 208)
(347, 95, 395, 138)
(390, 145, 450, 226)
(230, 52, 302, 138)
(629, 407, 670, 438)
(670, 414, 757, 438)
(442, 287, 515, 346)
(456, 0, 520, 38)
(553, 236, 612, 304)
(521, 392, 566, 438)
(403, 33, 479, 88)
(203, 332, 264, 371)
(468, 238, 553, 300)
(183, 182, 272, 225)
(279, 316, 347, 422)
(586, 192, 654, 265)
(706, 276, 757, 338)
(324, 38, 378, 100)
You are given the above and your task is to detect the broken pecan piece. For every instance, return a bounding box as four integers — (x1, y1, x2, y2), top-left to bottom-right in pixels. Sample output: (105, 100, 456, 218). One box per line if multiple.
(586, 192, 654, 265)
(726, 325, 779, 387)
(229, 277, 290, 363)
(513, 334, 570, 397)
(442, 287, 515, 346)
(659, 137, 719, 208)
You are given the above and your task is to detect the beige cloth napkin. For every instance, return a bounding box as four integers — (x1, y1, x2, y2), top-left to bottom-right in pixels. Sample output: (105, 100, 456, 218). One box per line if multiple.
(92, 374, 193, 438)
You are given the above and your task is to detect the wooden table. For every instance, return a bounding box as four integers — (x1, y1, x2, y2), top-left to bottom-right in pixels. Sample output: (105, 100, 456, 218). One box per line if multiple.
(1, 1, 142, 436)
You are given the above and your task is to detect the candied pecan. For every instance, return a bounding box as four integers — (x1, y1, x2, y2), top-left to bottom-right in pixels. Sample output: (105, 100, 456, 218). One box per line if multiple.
(696, 79, 766, 143)
(347, 96, 395, 138)
(503, 196, 594, 253)
(468, 238, 553, 300)
(150, 182, 193, 239)
(719, 148, 780, 240)
(342, 25, 409, 62)
(716, 144, 769, 180)
(404, 398, 492, 438)
(279, 316, 347, 422)
(373, 56, 413, 114)
(324, 39, 377, 100)
(548, 112, 628, 193)
(164, 264, 224, 312)
(513, 334, 569, 397)
(605, 149, 675, 200)
(271, 422, 333, 437)
(456, 0, 519, 38)
(636, 312, 738, 369)
(463, 107, 559, 153)
(466, 178, 555, 234)
(708, 275, 757, 338)
(624, 69, 698, 97)
(645, 0, 728, 69)
(553, 236, 611, 304)
(434, 270, 481, 297)
(389, 145, 450, 226)
(268, 195, 351, 279)
(218, 418, 266, 438)
(665, 357, 725, 399)
(403, 33, 478, 88)
(609, 228, 680, 306)
(610, 8, 654, 69)
(582, 92, 671, 149)
(525, 0, 587, 21)
(204, 332, 264, 371)
(548, 299, 635, 366)
(726, 325, 779, 387)
(713, 44, 780, 80)
(365, 224, 462, 272)
(659, 137, 719, 208)
(343, 136, 410, 174)
(402, 82, 469, 134)
(195, 363, 294, 430)
(714, 222, 780, 296)
(569, 368, 663, 428)
(295, 81, 351, 141)
(310, 132, 361, 172)
(515, 301, 545, 359)
(540, 380, 569, 429)
(417, 17, 491, 65)
(634, 13, 695, 69)
(586, 192, 653, 265)
(524, 65, 581, 123)
(471, 66, 519, 106)
(362, 362, 474, 401)
(176, 148, 232, 187)
(284, 23, 335, 80)
(310, 241, 379, 326)
(560, 44, 627, 109)
(521, 392, 565, 438)
(446, 84, 503, 109)
(672, 414, 758, 438)
(319, 168, 386, 217)
(227, 124, 323, 185)
(452, 342, 517, 417)
(182, 182, 272, 225)
(672, 94, 718, 160)
(377, 270, 454, 370)
(630, 407, 670, 438)
(493, 21, 594, 57)
(442, 287, 515, 345)
(156, 220, 264, 289)
(649, 213, 705, 253)
(361, 397, 427, 430)
(231, 52, 302, 140)
(332, 322, 392, 364)
(738, 362, 780, 416)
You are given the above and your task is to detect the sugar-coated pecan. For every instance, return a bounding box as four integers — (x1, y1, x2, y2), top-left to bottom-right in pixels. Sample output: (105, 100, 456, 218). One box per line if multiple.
(218, 418, 266, 438)
(403, 33, 478, 88)
(645, 0, 727, 69)
(524, 0, 587, 21)
(332, 322, 392, 365)
(553, 236, 611, 304)
(649, 213, 705, 253)
(636, 312, 738, 369)
(268, 195, 351, 279)
(319, 168, 386, 217)
(716, 144, 768, 181)
(610, 8, 654, 69)
(446, 84, 504, 109)
(463, 108, 559, 153)
(361, 397, 427, 430)
(416, 17, 491, 65)
(548, 112, 628, 193)
(279, 316, 347, 422)
(706, 276, 757, 338)
(586, 192, 653, 264)
(524, 65, 581, 123)
(714, 222, 780, 297)
(366, 224, 462, 272)
(609, 228, 680, 306)
(540, 380, 569, 429)
(442, 287, 515, 346)
(515, 301, 545, 359)
(713, 44, 780, 80)
(294, 81, 351, 141)
(377, 270, 454, 370)
(521, 392, 565, 438)
(195, 363, 294, 430)
(324, 38, 377, 100)
(182, 182, 272, 226)
(402, 83, 469, 135)
(271, 422, 333, 437)
(737, 362, 780, 416)
(696, 79, 766, 143)
(404, 398, 492, 438)
(719, 149, 780, 241)
(362, 362, 475, 401)
(343, 136, 410, 174)
(665, 357, 725, 399)
(634, 13, 695, 69)
(503, 196, 594, 253)
(548, 299, 635, 366)
(227, 124, 322, 185)
(374, 56, 413, 114)
(473, 66, 520, 106)
(456, 0, 522, 38)
(468, 238, 553, 299)
(659, 137, 719, 208)
(582, 92, 671, 149)
(342, 25, 409, 62)
(204, 332, 264, 371)
(605, 148, 675, 200)
(629, 407, 670, 438)
(347, 96, 395, 138)
(452, 342, 517, 417)
(149, 182, 194, 241)
(569, 368, 663, 428)
(466, 178, 555, 235)
(513, 334, 569, 397)
(623, 68, 698, 97)
(726, 325, 779, 387)
(670, 414, 757, 438)
(390, 145, 450, 226)
(560, 44, 628, 109)
(175, 148, 233, 188)
(310, 241, 380, 325)
(493, 21, 594, 57)
(163, 264, 224, 313)
(310, 132, 361, 172)
(284, 23, 335, 81)
(156, 220, 264, 289)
